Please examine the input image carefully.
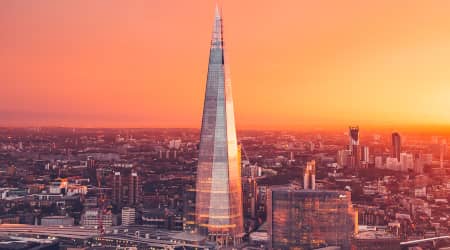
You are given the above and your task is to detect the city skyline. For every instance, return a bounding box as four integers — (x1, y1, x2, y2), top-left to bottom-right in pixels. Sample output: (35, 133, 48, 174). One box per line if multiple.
(1, 1, 450, 130)
(0, 2, 449, 250)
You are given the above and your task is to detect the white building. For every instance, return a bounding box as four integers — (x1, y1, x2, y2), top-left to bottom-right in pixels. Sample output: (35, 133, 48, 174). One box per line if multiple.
(375, 156, 383, 169)
(66, 184, 88, 196)
(81, 208, 112, 228)
(169, 139, 182, 149)
(385, 157, 400, 171)
(414, 187, 427, 198)
(400, 153, 414, 172)
(121, 207, 136, 226)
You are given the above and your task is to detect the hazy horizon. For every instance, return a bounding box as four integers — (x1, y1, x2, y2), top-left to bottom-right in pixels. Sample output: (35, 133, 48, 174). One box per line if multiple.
(1, 122, 449, 135)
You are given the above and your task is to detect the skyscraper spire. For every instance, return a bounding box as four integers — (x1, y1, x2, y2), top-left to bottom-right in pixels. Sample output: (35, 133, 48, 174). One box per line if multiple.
(195, 6, 243, 246)
(215, 4, 220, 19)
(211, 4, 223, 49)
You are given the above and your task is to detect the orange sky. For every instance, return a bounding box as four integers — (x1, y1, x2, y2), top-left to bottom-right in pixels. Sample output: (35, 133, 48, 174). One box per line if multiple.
(1, 1, 450, 130)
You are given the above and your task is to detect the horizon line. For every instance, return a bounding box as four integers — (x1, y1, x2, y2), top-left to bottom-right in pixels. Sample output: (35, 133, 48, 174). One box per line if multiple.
(0, 124, 449, 133)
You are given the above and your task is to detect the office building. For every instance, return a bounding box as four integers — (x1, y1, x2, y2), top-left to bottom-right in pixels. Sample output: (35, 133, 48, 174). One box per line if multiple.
(361, 146, 370, 163)
(337, 149, 352, 168)
(128, 170, 140, 206)
(112, 169, 141, 208)
(349, 126, 360, 168)
(440, 139, 447, 169)
(183, 188, 196, 232)
(242, 177, 258, 219)
(303, 160, 316, 190)
(400, 153, 414, 172)
(87, 156, 96, 168)
(121, 207, 136, 226)
(392, 132, 401, 162)
(375, 156, 383, 169)
(194, 7, 244, 246)
(81, 208, 112, 227)
(268, 186, 355, 249)
(112, 171, 122, 206)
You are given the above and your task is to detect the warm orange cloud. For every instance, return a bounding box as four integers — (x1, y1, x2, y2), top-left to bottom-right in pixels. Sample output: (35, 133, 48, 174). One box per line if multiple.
(1, 0, 449, 130)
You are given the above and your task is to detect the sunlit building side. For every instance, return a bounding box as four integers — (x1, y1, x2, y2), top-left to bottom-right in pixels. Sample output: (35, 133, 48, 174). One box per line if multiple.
(194, 7, 244, 246)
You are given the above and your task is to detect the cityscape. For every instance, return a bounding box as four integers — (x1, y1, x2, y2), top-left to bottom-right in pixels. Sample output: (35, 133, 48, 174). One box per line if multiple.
(1, 1, 449, 250)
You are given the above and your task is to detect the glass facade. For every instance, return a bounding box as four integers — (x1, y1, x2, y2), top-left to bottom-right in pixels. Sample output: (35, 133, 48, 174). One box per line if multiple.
(194, 7, 244, 244)
(268, 187, 355, 249)
(349, 126, 360, 168)
(392, 132, 401, 161)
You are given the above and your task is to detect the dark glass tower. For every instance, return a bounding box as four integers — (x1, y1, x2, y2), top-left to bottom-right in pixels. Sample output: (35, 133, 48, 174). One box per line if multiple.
(349, 126, 360, 168)
(194, 7, 244, 245)
(392, 132, 401, 162)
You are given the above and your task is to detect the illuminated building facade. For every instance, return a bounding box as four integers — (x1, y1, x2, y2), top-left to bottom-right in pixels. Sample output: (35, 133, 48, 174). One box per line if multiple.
(194, 7, 244, 245)
(268, 186, 355, 249)
(303, 160, 316, 190)
(361, 145, 370, 164)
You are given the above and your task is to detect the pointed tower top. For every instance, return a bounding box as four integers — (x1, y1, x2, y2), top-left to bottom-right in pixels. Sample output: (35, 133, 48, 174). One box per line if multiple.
(215, 4, 220, 19)
(211, 5, 223, 49)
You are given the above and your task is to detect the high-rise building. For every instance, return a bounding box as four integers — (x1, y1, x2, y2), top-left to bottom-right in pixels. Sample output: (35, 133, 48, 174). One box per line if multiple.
(194, 7, 244, 246)
(128, 170, 140, 206)
(112, 169, 141, 208)
(337, 149, 352, 168)
(268, 186, 355, 249)
(361, 146, 370, 163)
(392, 132, 401, 162)
(87, 156, 96, 168)
(183, 188, 196, 232)
(112, 172, 122, 207)
(400, 153, 414, 172)
(303, 160, 316, 190)
(375, 156, 383, 169)
(386, 157, 400, 171)
(242, 177, 258, 220)
(349, 126, 360, 168)
(440, 139, 447, 169)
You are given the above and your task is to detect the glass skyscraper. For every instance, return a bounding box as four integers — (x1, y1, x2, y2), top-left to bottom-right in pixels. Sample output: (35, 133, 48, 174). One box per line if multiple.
(349, 126, 360, 168)
(194, 7, 244, 246)
(392, 132, 401, 162)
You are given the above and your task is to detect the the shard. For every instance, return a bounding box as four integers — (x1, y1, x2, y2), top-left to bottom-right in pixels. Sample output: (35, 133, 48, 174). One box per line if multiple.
(195, 6, 244, 246)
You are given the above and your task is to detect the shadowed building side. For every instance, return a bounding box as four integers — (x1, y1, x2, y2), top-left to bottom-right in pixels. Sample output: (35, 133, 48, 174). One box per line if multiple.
(392, 132, 401, 162)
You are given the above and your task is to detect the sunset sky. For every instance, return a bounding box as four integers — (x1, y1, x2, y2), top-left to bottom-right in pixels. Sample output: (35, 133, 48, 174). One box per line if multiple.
(1, 1, 450, 130)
